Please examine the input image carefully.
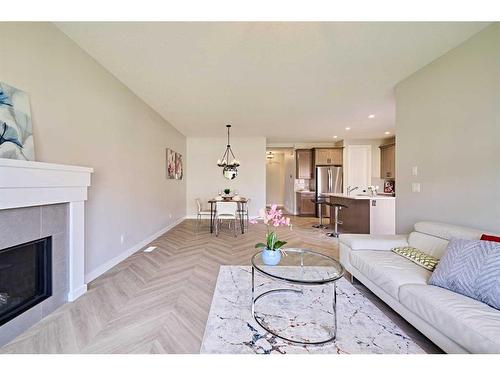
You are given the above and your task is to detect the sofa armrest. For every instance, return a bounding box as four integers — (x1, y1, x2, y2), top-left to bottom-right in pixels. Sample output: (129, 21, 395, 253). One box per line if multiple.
(339, 234, 409, 251)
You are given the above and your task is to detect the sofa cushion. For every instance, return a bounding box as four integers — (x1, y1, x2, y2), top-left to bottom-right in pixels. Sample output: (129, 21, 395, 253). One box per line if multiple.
(349, 250, 431, 299)
(399, 284, 500, 353)
(481, 234, 500, 243)
(411, 221, 487, 259)
(339, 234, 408, 251)
(429, 238, 500, 310)
(414, 221, 484, 241)
(408, 232, 449, 259)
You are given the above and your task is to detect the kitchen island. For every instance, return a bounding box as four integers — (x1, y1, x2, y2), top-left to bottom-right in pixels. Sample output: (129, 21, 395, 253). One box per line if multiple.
(324, 193, 395, 235)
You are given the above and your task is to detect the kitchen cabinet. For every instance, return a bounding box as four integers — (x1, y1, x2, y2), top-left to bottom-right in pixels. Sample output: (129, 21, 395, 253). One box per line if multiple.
(296, 149, 313, 179)
(314, 149, 330, 165)
(296, 192, 316, 216)
(380, 143, 395, 179)
(314, 148, 343, 166)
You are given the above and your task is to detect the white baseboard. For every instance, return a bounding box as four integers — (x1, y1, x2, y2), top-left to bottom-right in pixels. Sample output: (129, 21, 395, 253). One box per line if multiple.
(185, 214, 259, 220)
(67, 285, 87, 302)
(266, 203, 284, 207)
(84, 216, 186, 283)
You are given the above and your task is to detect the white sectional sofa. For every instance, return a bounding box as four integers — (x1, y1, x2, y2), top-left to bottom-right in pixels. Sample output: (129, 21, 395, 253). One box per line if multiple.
(339, 221, 500, 354)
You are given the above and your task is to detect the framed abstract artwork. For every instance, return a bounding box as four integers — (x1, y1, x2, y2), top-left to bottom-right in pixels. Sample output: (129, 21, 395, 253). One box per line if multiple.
(166, 148, 183, 180)
(0, 82, 35, 161)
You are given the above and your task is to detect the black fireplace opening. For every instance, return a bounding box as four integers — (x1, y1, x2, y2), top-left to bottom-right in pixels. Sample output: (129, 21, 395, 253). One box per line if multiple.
(0, 237, 52, 326)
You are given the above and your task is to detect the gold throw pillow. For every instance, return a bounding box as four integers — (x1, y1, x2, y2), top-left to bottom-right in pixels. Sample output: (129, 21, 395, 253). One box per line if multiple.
(392, 246, 439, 271)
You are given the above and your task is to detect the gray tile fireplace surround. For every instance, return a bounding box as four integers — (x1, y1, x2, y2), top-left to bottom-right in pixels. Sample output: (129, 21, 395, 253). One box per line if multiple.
(0, 204, 69, 347)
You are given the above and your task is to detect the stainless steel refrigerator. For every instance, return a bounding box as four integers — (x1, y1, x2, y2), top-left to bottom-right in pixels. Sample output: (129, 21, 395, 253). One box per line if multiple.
(315, 166, 343, 217)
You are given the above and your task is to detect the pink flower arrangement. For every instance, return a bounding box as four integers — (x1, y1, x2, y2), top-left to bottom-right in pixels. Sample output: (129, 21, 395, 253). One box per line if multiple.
(250, 204, 292, 251)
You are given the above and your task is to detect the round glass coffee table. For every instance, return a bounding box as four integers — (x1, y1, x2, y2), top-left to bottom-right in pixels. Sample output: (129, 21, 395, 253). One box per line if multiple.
(251, 248, 345, 345)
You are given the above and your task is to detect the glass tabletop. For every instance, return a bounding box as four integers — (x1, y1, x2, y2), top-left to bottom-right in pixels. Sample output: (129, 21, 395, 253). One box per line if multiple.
(251, 248, 345, 284)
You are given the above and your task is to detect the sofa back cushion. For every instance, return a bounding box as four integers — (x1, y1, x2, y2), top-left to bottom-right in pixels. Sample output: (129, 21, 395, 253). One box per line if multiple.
(409, 221, 487, 259)
(414, 221, 485, 240)
(408, 232, 449, 259)
(429, 238, 500, 310)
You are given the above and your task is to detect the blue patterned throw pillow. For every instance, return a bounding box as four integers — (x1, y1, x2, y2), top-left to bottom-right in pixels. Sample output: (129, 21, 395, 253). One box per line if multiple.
(429, 238, 500, 310)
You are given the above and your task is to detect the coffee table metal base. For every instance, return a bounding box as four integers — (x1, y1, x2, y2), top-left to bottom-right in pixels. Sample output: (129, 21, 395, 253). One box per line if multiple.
(251, 266, 338, 346)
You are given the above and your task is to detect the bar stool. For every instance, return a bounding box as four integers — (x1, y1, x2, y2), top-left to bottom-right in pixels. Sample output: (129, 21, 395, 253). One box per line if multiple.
(311, 199, 328, 229)
(325, 202, 348, 237)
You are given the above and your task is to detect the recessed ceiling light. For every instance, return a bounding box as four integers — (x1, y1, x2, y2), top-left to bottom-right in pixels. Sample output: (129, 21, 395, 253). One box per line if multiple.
(368, 114, 375, 119)
(333, 135, 338, 139)
(345, 127, 351, 130)
(385, 131, 391, 135)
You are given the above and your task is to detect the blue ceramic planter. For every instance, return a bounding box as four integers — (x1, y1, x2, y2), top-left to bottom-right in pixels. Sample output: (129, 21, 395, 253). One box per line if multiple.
(262, 248, 281, 266)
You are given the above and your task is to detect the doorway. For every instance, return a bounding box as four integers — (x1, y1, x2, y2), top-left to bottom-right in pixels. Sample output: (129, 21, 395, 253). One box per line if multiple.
(266, 151, 285, 207)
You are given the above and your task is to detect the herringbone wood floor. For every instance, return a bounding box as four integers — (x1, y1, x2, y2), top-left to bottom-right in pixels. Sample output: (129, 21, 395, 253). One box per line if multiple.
(0, 216, 440, 353)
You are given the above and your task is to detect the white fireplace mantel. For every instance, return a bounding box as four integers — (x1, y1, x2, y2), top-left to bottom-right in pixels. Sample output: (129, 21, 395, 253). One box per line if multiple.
(0, 158, 93, 301)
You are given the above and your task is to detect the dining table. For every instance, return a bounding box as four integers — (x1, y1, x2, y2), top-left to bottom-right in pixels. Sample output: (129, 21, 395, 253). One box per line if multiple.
(207, 197, 249, 234)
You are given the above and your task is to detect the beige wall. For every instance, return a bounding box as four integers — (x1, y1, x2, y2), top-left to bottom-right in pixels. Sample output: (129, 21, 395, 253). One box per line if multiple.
(0, 23, 186, 278)
(266, 152, 285, 206)
(186, 137, 266, 217)
(395, 23, 500, 233)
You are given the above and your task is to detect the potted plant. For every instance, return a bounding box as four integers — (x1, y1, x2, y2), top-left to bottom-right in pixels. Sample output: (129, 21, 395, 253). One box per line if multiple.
(224, 188, 231, 196)
(250, 205, 292, 265)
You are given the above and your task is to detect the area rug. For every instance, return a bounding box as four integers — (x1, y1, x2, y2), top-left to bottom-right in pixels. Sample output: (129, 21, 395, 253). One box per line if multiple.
(200, 266, 425, 354)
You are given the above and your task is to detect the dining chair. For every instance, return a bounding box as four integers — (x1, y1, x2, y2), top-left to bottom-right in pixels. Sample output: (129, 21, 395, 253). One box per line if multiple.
(195, 198, 212, 232)
(215, 201, 238, 237)
(236, 198, 250, 229)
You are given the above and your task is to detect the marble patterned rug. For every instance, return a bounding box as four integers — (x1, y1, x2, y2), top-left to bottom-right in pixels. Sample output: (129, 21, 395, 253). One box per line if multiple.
(200, 266, 425, 354)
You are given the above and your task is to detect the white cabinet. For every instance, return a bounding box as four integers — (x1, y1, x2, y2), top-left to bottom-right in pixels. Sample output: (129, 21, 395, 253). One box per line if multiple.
(345, 145, 372, 192)
(369, 199, 396, 235)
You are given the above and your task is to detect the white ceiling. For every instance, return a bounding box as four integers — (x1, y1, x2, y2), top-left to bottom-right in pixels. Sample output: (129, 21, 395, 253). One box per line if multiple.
(56, 22, 488, 142)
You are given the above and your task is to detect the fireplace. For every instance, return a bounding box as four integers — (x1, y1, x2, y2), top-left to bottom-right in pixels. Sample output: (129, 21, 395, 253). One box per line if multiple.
(0, 237, 52, 326)
(0, 159, 92, 346)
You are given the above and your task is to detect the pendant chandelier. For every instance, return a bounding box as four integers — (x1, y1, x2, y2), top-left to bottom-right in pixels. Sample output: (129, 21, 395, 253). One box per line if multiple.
(217, 124, 240, 180)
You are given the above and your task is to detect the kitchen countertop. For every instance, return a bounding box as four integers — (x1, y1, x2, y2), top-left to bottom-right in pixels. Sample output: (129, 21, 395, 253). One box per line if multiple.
(296, 190, 315, 193)
(324, 193, 395, 200)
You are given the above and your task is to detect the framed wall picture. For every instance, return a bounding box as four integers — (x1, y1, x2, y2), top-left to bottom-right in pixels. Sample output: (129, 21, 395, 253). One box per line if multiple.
(0, 82, 35, 160)
(166, 148, 183, 180)
(384, 179, 395, 194)
(175, 152, 183, 180)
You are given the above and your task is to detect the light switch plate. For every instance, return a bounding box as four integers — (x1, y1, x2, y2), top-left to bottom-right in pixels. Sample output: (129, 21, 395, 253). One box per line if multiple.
(412, 182, 421, 193)
(412, 166, 418, 176)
